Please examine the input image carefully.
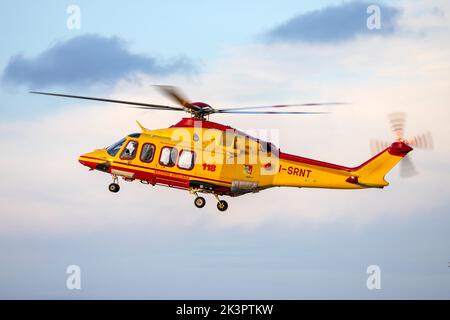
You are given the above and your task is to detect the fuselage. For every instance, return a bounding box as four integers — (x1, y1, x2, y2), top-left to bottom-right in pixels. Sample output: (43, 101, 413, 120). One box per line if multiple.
(79, 118, 412, 197)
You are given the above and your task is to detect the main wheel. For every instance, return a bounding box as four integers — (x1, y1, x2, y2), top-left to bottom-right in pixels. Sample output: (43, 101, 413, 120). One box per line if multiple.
(194, 196, 206, 208)
(217, 200, 228, 212)
(108, 183, 120, 193)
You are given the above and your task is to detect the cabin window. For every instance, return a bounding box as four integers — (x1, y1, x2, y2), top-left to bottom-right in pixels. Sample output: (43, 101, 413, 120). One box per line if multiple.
(140, 143, 155, 163)
(106, 138, 126, 156)
(178, 150, 195, 170)
(120, 140, 138, 160)
(159, 147, 178, 167)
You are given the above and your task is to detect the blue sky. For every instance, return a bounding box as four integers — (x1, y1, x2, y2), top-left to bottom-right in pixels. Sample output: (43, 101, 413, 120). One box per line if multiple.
(0, 0, 399, 117)
(0, 0, 339, 117)
(0, 0, 450, 299)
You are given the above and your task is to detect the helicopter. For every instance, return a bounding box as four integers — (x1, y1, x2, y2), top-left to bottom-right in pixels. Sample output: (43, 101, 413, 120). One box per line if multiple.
(31, 86, 432, 212)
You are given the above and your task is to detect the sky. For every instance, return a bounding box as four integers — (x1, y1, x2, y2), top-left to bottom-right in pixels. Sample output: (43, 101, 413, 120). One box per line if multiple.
(0, 0, 450, 299)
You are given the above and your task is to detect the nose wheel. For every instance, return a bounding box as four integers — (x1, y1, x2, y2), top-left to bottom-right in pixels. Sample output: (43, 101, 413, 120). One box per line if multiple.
(109, 183, 120, 193)
(108, 176, 120, 193)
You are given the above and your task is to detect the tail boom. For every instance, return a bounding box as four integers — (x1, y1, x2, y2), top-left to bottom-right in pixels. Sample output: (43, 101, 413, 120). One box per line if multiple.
(271, 142, 412, 189)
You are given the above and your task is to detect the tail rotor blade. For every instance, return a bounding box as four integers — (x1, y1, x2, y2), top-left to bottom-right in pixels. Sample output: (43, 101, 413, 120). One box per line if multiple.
(388, 112, 406, 140)
(400, 155, 418, 178)
(408, 131, 433, 150)
(374, 112, 432, 179)
(370, 139, 390, 155)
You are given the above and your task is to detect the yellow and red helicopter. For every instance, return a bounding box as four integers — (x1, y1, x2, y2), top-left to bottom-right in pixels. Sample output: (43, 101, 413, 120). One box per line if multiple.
(31, 86, 432, 211)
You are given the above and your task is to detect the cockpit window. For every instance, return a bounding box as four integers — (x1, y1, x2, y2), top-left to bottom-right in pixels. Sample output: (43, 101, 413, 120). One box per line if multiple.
(120, 140, 138, 160)
(106, 138, 126, 156)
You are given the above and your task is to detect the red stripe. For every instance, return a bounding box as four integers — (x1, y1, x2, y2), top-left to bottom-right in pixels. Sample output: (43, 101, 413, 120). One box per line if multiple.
(279, 152, 354, 172)
(280, 141, 411, 172)
(80, 155, 105, 161)
(80, 156, 232, 185)
(114, 161, 231, 185)
(80, 159, 232, 193)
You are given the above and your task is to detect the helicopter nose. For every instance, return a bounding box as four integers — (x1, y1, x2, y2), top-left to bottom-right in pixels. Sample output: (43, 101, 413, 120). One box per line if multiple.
(79, 149, 108, 169)
(78, 153, 97, 169)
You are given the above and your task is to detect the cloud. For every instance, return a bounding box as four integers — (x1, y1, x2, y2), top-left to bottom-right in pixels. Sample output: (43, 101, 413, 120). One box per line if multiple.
(265, 1, 401, 43)
(1, 34, 193, 88)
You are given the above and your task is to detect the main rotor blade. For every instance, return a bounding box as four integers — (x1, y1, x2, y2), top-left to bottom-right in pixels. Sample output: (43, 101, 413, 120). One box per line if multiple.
(216, 110, 329, 114)
(216, 102, 348, 112)
(400, 155, 418, 178)
(30, 91, 184, 111)
(154, 85, 191, 108)
(388, 112, 406, 140)
(130, 106, 185, 111)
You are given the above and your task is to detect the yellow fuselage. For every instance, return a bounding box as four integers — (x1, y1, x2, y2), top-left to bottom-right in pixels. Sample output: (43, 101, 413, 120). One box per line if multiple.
(79, 118, 411, 196)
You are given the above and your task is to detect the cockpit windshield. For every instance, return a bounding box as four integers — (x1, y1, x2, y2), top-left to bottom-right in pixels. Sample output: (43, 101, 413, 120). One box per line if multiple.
(106, 138, 126, 156)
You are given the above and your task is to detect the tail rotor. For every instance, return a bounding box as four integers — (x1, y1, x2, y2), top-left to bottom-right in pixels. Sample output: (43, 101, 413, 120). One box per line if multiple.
(371, 112, 433, 178)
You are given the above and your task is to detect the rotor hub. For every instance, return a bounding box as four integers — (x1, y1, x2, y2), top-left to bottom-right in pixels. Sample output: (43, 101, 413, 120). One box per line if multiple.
(189, 102, 215, 119)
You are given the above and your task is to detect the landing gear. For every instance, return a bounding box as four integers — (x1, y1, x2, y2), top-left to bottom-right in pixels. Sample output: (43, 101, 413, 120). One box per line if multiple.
(214, 194, 228, 212)
(108, 183, 120, 193)
(109, 176, 120, 193)
(194, 196, 206, 208)
(217, 200, 228, 212)
(190, 190, 229, 212)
